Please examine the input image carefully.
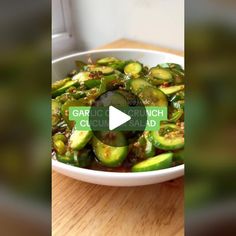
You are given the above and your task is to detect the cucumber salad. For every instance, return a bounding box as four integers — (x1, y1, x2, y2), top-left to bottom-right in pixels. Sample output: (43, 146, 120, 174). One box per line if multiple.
(52, 57, 184, 172)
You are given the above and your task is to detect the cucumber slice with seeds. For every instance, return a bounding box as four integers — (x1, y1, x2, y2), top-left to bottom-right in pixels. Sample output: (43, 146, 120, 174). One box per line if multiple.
(149, 124, 184, 150)
(91, 66, 114, 75)
(159, 85, 184, 95)
(69, 130, 93, 150)
(52, 80, 78, 98)
(128, 78, 152, 95)
(97, 57, 118, 65)
(124, 62, 142, 77)
(150, 68, 173, 80)
(132, 153, 173, 172)
(92, 132, 128, 167)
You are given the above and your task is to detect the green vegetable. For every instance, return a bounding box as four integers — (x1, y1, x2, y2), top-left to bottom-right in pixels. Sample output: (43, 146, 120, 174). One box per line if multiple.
(69, 130, 93, 150)
(97, 57, 118, 65)
(53, 140, 66, 155)
(75, 149, 93, 167)
(52, 100, 61, 127)
(99, 74, 121, 94)
(108, 60, 126, 71)
(157, 63, 184, 84)
(132, 135, 155, 159)
(159, 85, 184, 95)
(61, 99, 88, 128)
(92, 132, 128, 167)
(172, 100, 185, 110)
(149, 68, 173, 84)
(52, 78, 70, 92)
(52, 80, 78, 98)
(173, 150, 184, 164)
(168, 109, 183, 122)
(53, 133, 66, 143)
(91, 66, 114, 75)
(138, 86, 168, 106)
(51, 57, 184, 172)
(72, 72, 91, 84)
(84, 79, 101, 89)
(149, 124, 184, 150)
(132, 153, 173, 172)
(128, 78, 152, 95)
(124, 62, 142, 77)
(75, 60, 86, 70)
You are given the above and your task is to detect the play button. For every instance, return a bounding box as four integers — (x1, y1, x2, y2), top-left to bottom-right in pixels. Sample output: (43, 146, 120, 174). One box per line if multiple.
(89, 89, 147, 147)
(109, 106, 131, 130)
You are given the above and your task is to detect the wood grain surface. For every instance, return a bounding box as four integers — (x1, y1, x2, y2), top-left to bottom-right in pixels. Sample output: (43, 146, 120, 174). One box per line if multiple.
(52, 39, 184, 236)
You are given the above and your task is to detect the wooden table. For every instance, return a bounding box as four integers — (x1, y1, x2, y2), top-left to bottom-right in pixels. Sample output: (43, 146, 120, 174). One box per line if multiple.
(52, 39, 184, 236)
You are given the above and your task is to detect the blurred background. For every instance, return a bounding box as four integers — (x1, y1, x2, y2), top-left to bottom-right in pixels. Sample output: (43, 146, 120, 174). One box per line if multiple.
(1, 1, 184, 235)
(0, 0, 51, 235)
(185, 0, 236, 235)
(52, 0, 184, 58)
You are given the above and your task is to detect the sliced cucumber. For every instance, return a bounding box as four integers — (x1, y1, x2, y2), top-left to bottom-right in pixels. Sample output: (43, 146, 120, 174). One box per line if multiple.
(149, 68, 173, 82)
(56, 151, 74, 164)
(168, 109, 183, 123)
(172, 100, 185, 110)
(75, 60, 86, 70)
(124, 62, 142, 77)
(171, 69, 184, 84)
(92, 132, 128, 167)
(159, 85, 184, 95)
(52, 77, 70, 92)
(99, 74, 121, 94)
(69, 130, 93, 150)
(97, 57, 118, 65)
(84, 79, 101, 89)
(61, 99, 88, 128)
(138, 87, 168, 106)
(170, 91, 184, 102)
(52, 100, 61, 127)
(132, 135, 155, 159)
(157, 63, 184, 84)
(75, 149, 93, 167)
(128, 78, 152, 95)
(131, 153, 173, 172)
(52, 80, 78, 98)
(53, 140, 66, 155)
(108, 60, 126, 71)
(91, 66, 114, 75)
(149, 124, 184, 150)
(158, 63, 183, 71)
(52, 99, 60, 114)
(173, 150, 184, 164)
(72, 72, 91, 84)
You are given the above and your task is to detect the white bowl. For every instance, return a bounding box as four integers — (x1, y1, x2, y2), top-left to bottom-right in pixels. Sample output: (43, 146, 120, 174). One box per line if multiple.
(52, 48, 184, 186)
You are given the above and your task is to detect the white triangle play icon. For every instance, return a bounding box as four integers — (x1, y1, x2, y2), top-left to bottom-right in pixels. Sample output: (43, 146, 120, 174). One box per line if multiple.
(109, 106, 131, 131)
